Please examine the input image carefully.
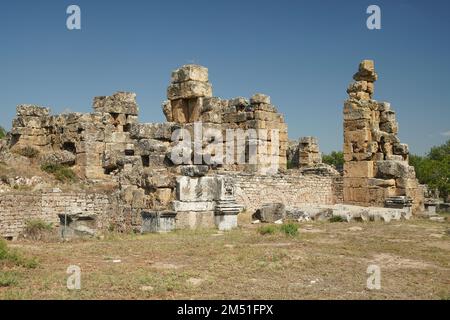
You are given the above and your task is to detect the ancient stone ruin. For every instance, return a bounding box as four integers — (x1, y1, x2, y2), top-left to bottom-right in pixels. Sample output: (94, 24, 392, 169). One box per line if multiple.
(343, 60, 424, 213)
(0, 61, 425, 240)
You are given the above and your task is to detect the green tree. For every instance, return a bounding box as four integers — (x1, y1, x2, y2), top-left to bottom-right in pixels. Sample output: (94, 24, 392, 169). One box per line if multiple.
(322, 151, 344, 169)
(410, 140, 450, 199)
(0, 126, 5, 139)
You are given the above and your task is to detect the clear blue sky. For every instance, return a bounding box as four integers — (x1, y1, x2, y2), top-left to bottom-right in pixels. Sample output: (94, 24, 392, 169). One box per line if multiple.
(1, 0, 449, 155)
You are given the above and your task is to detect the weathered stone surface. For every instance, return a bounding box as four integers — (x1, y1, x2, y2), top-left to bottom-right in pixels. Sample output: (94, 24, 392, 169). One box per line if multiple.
(171, 64, 209, 83)
(141, 211, 176, 233)
(353, 60, 378, 82)
(129, 123, 178, 140)
(176, 176, 217, 202)
(375, 160, 410, 179)
(162, 101, 173, 122)
(167, 81, 213, 100)
(180, 165, 209, 177)
(41, 151, 76, 166)
(93, 92, 139, 115)
(250, 93, 271, 105)
(17, 105, 50, 117)
(252, 203, 286, 223)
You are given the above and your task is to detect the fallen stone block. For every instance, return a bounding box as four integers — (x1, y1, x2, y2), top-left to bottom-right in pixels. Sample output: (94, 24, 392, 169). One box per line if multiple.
(252, 203, 286, 223)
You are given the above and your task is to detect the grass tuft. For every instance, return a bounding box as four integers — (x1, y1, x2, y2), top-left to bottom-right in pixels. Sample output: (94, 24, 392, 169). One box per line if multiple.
(330, 215, 346, 223)
(258, 225, 277, 235)
(41, 163, 76, 182)
(280, 223, 299, 237)
(0, 238, 38, 269)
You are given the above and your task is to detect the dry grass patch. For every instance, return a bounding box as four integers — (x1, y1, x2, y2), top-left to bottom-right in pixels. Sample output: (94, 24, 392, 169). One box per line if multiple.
(1, 219, 449, 300)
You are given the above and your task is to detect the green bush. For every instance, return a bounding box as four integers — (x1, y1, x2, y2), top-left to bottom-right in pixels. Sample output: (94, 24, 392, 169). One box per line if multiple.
(330, 215, 346, 223)
(280, 223, 299, 236)
(0, 239, 38, 268)
(0, 126, 6, 139)
(258, 225, 277, 235)
(24, 219, 53, 240)
(41, 163, 76, 182)
(14, 146, 40, 158)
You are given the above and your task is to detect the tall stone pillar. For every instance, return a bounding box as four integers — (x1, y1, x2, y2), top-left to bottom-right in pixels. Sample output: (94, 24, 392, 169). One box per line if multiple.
(165, 65, 213, 123)
(343, 60, 424, 213)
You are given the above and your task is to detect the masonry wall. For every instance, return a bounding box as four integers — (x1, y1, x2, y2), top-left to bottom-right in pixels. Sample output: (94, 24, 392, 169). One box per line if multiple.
(0, 191, 112, 240)
(229, 172, 343, 214)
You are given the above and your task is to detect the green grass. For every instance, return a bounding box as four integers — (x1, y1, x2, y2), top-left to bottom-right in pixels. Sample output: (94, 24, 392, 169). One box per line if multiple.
(258, 223, 299, 237)
(24, 219, 54, 240)
(41, 163, 77, 182)
(280, 223, 299, 237)
(0, 239, 38, 269)
(0, 272, 19, 287)
(257, 225, 278, 235)
(329, 215, 346, 223)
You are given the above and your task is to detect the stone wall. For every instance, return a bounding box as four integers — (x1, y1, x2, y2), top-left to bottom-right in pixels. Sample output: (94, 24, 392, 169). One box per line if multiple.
(229, 172, 343, 214)
(0, 190, 112, 240)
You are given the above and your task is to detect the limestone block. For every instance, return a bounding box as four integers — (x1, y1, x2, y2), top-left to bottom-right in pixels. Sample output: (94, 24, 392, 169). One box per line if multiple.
(250, 93, 271, 105)
(202, 97, 227, 112)
(201, 111, 222, 124)
(393, 143, 409, 155)
(380, 121, 398, 134)
(380, 110, 396, 123)
(175, 211, 215, 229)
(344, 161, 374, 178)
(343, 177, 369, 188)
(155, 188, 173, 207)
(162, 100, 173, 122)
(40, 151, 76, 166)
(228, 97, 249, 108)
(344, 128, 372, 144)
(129, 123, 178, 140)
(136, 139, 168, 155)
(347, 81, 368, 93)
(375, 160, 410, 179)
(167, 81, 212, 100)
(353, 60, 378, 82)
(344, 119, 371, 131)
(343, 101, 372, 120)
(176, 176, 218, 202)
(171, 65, 209, 83)
(172, 201, 215, 212)
(93, 92, 139, 115)
(16, 105, 50, 117)
(141, 211, 176, 233)
(252, 203, 286, 223)
(214, 214, 238, 231)
(180, 165, 209, 177)
(368, 178, 396, 187)
(171, 99, 189, 123)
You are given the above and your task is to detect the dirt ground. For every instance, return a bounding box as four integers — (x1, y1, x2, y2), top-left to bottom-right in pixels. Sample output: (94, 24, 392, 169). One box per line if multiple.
(1, 217, 449, 300)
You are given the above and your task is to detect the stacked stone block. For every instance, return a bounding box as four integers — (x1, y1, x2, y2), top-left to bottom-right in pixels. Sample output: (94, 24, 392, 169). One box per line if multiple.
(163, 65, 288, 175)
(343, 60, 424, 212)
(10, 105, 52, 152)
